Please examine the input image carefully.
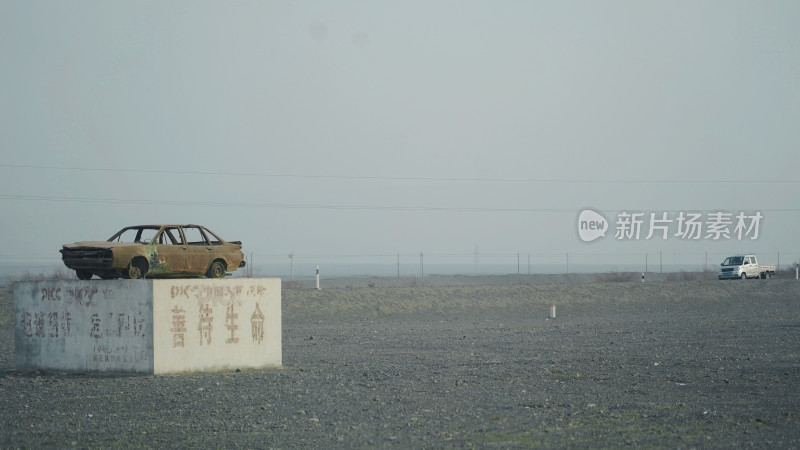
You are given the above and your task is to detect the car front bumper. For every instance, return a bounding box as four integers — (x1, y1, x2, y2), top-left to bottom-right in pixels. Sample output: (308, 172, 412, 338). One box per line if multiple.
(718, 271, 742, 280)
(60, 248, 114, 271)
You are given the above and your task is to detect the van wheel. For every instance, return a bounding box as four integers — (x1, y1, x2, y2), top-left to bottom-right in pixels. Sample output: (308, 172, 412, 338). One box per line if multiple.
(740, 273, 747, 280)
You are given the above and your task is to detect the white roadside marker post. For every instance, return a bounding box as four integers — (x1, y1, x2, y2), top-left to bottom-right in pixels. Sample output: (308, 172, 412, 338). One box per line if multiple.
(549, 304, 556, 319)
(316, 265, 320, 290)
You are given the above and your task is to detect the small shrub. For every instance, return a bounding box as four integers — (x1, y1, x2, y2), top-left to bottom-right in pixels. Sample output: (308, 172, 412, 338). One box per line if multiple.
(282, 280, 304, 291)
(697, 267, 718, 281)
(407, 278, 427, 288)
(699, 267, 719, 280)
(596, 271, 636, 282)
(18, 268, 75, 281)
(663, 269, 718, 282)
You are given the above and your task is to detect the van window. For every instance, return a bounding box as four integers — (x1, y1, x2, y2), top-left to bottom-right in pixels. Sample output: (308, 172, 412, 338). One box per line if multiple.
(723, 256, 744, 266)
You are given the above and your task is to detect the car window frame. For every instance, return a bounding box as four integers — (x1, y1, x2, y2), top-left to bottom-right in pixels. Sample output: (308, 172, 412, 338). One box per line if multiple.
(156, 227, 184, 246)
(183, 226, 211, 246)
(202, 227, 225, 246)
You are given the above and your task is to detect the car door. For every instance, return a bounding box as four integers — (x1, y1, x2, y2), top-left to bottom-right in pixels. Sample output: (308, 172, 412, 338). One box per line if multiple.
(744, 256, 755, 277)
(152, 226, 189, 276)
(182, 226, 214, 276)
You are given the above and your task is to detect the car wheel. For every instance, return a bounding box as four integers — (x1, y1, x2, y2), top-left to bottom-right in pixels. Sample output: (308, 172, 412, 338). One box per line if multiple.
(127, 259, 148, 279)
(764, 272, 771, 279)
(207, 260, 226, 279)
(76, 270, 93, 280)
(740, 272, 747, 280)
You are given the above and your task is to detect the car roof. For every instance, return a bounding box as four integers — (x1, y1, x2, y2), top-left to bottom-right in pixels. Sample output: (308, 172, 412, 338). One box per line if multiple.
(125, 224, 206, 228)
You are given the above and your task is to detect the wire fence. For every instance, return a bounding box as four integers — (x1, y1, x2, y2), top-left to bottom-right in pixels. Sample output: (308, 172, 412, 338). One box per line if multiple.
(241, 251, 800, 279)
(2, 250, 798, 283)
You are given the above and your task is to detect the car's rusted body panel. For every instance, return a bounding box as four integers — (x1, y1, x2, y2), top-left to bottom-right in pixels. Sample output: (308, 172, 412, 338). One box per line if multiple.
(60, 225, 245, 280)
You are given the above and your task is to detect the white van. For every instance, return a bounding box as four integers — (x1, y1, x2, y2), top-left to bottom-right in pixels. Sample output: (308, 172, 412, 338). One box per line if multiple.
(718, 254, 776, 280)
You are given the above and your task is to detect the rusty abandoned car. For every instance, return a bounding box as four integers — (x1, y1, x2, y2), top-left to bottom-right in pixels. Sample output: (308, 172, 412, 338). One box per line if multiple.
(60, 225, 246, 280)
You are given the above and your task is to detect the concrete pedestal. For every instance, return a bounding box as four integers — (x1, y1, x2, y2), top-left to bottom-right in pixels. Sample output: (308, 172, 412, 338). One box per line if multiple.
(14, 278, 281, 374)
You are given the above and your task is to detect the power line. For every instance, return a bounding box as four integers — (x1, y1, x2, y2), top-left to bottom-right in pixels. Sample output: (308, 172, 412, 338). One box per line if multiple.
(1, 163, 798, 184)
(0, 194, 575, 212)
(2, 193, 799, 213)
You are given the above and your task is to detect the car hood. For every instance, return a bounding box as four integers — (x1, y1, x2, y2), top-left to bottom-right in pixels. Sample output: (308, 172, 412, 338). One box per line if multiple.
(62, 241, 145, 250)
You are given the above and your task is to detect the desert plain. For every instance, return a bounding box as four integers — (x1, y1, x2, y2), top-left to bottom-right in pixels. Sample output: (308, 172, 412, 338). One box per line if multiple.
(1, 274, 798, 448)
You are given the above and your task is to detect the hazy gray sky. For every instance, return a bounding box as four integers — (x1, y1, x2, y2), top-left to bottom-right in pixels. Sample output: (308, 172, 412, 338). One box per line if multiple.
(2, 1, 799, 271)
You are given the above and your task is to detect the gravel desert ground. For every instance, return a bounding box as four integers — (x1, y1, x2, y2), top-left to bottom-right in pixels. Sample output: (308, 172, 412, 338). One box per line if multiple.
(1, 276, 799, 448)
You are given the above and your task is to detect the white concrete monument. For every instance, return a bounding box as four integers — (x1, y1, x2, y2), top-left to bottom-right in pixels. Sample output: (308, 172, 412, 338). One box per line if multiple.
(14, 278, 281, 374)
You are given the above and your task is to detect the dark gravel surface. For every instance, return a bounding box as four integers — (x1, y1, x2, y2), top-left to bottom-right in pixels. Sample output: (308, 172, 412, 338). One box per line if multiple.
(1, 278, 799, 448)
